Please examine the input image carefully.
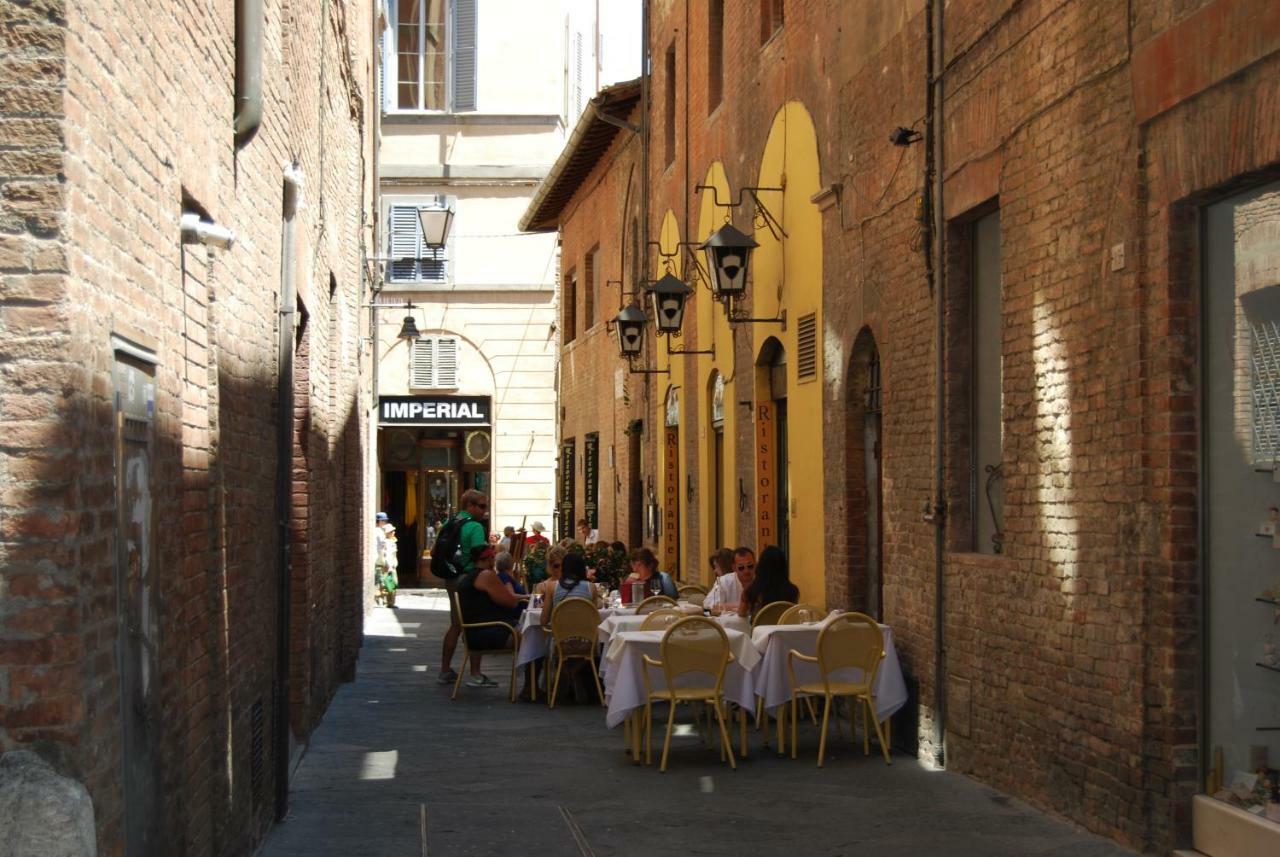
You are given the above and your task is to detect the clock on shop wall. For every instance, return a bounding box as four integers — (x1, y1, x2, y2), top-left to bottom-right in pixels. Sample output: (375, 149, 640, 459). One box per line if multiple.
(386, 429, 417, 467)
(464, 430, 491, 466)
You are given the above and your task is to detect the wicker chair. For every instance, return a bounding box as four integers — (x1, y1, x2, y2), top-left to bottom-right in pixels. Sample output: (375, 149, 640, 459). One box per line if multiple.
(547, 597, 605, 709)
(641, 617, 738, 772)
(635, 595, 677, 615)
(450, 592, 521, 703)
(787, 612, 890, 766)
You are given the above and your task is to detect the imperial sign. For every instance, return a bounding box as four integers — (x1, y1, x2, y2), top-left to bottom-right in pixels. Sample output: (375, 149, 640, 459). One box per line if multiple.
(378, 395, 491, 426)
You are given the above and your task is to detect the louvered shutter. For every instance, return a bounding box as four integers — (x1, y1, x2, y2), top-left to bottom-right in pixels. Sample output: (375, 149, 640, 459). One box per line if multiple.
(451, 0, 477, 112)
(436, 337, 458, 387)
(573, 30, 584, 119)
(388, 205, 422, 282)
(411, 338, 435, 387)
(388, 202, 449, 284)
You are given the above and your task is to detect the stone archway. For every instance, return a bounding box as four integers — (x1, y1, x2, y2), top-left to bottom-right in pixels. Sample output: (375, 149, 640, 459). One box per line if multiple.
(844, 328, 882, 618)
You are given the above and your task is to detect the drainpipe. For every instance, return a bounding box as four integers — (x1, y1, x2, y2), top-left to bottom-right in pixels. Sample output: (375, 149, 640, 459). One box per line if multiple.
(274, 164, 303, 819)
(925, 0, 947, 768)
(234, 0, 263, 148)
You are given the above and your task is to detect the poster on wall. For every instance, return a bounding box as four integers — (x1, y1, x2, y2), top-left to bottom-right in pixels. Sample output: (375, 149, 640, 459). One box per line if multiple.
(558, 441, 575, 542)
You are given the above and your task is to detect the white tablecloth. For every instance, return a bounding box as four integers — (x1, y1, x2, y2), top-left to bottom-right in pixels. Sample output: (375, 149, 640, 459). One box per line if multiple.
(750, 618, 908, 722)
(515, 606, 615, 668)
(602, 629, 760, 728)
(598, 611, 750, 653)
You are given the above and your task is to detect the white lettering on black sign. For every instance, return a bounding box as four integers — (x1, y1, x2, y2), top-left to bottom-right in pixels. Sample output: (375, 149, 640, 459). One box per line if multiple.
(378, 396, 491, 426)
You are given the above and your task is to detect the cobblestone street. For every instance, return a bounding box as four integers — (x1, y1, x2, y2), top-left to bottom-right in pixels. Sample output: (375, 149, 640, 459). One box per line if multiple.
(260, 592, 1135, 857)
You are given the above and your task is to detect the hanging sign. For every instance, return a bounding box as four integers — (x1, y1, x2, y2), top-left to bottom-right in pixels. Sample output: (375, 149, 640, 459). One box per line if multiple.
(756, 402, 775, 547)
(663, 428, 680, 572)
(559, 440, 576, 541)
(379, 395, 490, 426)
(584, 434, 599, 529)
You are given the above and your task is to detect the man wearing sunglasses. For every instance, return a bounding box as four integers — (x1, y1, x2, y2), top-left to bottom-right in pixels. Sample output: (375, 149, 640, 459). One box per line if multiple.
(704, 546, 756, 616)
(439, 489, 490, 685)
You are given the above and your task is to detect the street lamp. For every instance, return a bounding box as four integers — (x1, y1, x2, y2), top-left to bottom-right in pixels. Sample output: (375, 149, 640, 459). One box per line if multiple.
(700, 222, 757, 302)
(397, 304, 421, 340)
(613, 303, 647, 358)
(647, 273, 693, 335)
(417, 205, 455, 249)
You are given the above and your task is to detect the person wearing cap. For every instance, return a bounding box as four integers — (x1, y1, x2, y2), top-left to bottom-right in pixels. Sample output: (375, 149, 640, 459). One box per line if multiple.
(373, 512, 399, 608)
(525, 520, 550, 550)
(454, 543, 523, 688)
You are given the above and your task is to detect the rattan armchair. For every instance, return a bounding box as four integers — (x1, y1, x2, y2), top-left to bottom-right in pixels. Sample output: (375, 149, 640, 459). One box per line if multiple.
(641, 617, 738, 772)
(547, 596, 605, 709)
(786, 612, 890, 766)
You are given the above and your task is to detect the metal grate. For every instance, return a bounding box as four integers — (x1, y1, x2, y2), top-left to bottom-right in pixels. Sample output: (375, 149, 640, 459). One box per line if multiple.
(797, 312, 818, 380)
(865, 350, 882, 413)
(1252, 316, 1280, 467)
(250, 697, 265, 810)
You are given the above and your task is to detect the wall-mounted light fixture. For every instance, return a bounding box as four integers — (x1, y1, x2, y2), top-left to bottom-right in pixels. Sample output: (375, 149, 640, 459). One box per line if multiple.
(611, 303, 669, 376)
(396, 303, 421, 340)
(417, 204, 455, 249)
(889, 126, 922, 146)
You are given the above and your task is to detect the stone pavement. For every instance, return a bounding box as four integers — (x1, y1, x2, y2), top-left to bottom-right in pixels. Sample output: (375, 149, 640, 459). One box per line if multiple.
(260, 591, 1137, 857)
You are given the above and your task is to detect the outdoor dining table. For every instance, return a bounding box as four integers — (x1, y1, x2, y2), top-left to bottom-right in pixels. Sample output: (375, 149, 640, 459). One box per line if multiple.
(515, 604, 616, 669)
(750, 614, 908, 727)
(598, 610, 750, 655)
(602, 626, 760, 761)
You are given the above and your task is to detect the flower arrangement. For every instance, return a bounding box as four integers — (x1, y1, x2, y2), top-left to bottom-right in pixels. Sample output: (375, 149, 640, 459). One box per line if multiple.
(585, 541, 628, 592)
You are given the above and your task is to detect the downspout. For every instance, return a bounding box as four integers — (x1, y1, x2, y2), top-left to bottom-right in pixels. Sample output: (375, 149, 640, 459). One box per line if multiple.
(234, 0, 263, 148)
(274, 165, 303, 819)
(640, 0, 651, 287)
(925, 0, 947, 768)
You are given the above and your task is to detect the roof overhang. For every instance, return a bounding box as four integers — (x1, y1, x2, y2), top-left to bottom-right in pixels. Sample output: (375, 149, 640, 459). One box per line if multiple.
(518, 78, 642, 233)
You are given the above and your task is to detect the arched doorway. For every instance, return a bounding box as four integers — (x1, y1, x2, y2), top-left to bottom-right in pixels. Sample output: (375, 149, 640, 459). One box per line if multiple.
(846, 329, 882, 617)
(756, 337, 788, 554)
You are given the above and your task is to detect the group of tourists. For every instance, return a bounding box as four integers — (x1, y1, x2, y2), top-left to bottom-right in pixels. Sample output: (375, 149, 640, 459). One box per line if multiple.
(373, 489, 802, 697)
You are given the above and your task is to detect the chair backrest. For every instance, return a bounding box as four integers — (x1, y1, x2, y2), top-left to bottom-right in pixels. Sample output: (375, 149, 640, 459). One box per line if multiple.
(678, 583, 708, 596)
(816, 612, 884, 686)
(682, 591, 707, 607)
(779, 603, 824, 625)
(659, 617, 730, 688)
(640, 608, 684, 631)
(751, 600, 795, 628)
(636, 595, 677, 615)
(550, 597, 601, 652)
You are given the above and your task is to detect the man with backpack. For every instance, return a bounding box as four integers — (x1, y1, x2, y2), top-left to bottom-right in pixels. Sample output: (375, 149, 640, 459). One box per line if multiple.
(436, 489, 490, 685)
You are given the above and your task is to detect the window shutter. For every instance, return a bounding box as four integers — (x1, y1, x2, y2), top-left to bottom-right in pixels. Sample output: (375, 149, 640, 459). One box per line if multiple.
(573, 30, 584, 119)
(797, 312, 817, 380)
(388, 205, 422, 282)
(436, 337, 458, 387)
(1252, 315, 1280, 467)
(452, 0, 477, 112)
(411, 339, 435, 387)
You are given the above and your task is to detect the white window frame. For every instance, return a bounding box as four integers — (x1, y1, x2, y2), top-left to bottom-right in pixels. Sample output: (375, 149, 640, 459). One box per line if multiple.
(383, 0, 476, 114)
(411, 336, 460, 389)
(385, 196, 453, 286)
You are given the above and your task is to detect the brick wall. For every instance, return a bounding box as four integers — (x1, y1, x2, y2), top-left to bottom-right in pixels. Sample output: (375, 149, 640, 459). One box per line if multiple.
(0, 1, 377, 855)
(631, 0, 1280, 852)
(556, 105, 650, 549)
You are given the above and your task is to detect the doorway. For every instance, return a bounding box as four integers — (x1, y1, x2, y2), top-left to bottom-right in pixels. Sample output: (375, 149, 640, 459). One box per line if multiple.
(845, 329, 883, 617)
(757, 338, 789, 554)
(1201, 180, 1280, 813)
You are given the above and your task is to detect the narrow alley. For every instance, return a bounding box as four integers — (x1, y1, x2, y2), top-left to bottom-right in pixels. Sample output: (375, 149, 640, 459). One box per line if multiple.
(260, 592, 1134, 857)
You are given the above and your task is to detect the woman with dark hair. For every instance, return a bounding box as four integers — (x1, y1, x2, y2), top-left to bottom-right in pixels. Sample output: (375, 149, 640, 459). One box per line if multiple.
(738, 545, 798, 618)
(624, 547, 679, 599)
(610, 540, 627, 554)
(552, 552, 597, 609)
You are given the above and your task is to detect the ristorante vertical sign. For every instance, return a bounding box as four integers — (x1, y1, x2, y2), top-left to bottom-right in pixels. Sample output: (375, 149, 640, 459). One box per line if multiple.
(663, 428, 680, 573)
(755, 402, 775, 547)
(583, 434, 599, 530)
(558, 440, 576, 542)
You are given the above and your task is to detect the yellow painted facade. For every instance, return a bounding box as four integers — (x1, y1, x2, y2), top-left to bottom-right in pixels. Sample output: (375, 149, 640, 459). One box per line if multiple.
(695, 162, 739, 583)
(749, 101, 826, 606)
(654, 210, 689, 578)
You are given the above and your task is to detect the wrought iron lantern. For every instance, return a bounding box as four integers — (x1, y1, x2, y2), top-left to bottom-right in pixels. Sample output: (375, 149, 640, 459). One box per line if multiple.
(613, 304, 648, 358)
(700, 222, 757, 301)
(647, 273, 693, 335)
